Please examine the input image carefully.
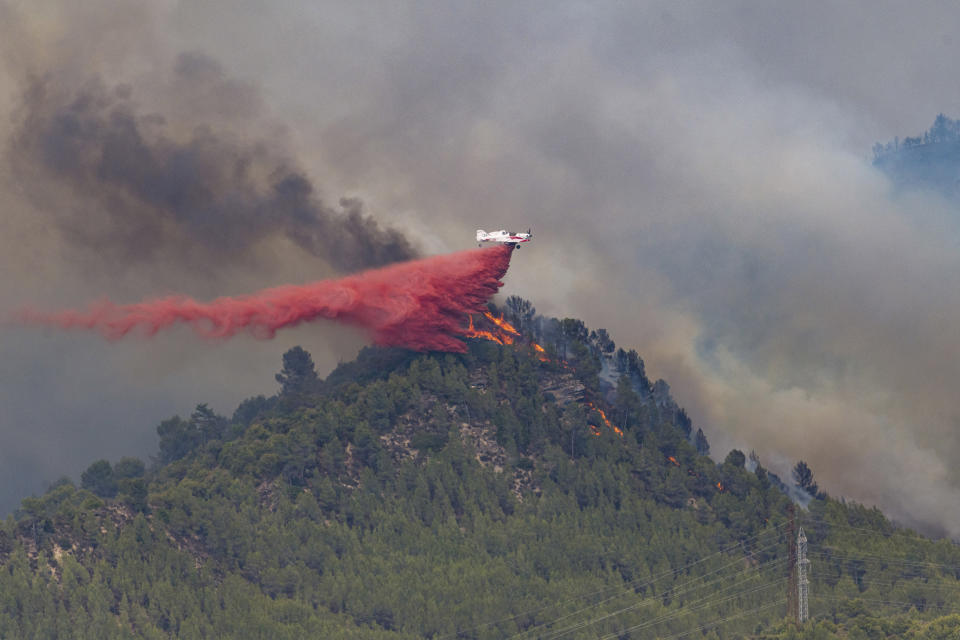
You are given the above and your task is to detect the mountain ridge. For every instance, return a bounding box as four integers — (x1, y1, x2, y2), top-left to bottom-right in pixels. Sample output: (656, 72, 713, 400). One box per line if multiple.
(1, 300, 958, 638)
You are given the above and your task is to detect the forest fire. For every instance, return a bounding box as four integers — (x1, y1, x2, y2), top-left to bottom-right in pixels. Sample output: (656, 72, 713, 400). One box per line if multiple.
(464, 311, 520, 345)
(530, 342, 549, 362)
(465, 311, 549, 362)
(464, 311, 624, 440)
(464, 315, 513, 345)
(463, 310, 725, 492)
(587, 402, 624, 437)
(484, 311, 519, 335)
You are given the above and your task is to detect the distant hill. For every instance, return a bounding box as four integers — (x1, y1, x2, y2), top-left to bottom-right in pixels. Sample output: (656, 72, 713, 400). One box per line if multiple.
(1, 300, 958, 638)
(874, 113, 960, 199)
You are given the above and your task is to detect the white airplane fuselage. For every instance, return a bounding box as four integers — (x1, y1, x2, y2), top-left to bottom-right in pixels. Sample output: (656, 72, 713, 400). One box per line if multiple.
(476, 229, 532, 248)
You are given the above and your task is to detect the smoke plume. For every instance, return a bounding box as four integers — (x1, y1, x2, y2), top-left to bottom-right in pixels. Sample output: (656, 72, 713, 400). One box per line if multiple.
(8, 53, 417, 274)
(17, 246, 513, 352)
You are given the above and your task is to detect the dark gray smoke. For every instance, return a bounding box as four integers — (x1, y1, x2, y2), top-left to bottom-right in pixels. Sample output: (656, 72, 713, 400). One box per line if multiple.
(9, 52, 417, 274)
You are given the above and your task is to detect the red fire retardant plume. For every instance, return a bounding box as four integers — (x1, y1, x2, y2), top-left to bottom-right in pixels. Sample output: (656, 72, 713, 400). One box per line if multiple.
(18, 246, 514, 353)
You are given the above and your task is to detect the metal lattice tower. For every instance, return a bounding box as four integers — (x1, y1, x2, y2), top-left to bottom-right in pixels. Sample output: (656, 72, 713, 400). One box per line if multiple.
(797, 527, 810, 624)
(786, 505, 798, 621)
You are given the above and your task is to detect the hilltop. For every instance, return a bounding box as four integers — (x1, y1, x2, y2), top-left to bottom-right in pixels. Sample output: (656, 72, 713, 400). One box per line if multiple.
(0, 299, 958, 639)
(873, 113, 960, 199)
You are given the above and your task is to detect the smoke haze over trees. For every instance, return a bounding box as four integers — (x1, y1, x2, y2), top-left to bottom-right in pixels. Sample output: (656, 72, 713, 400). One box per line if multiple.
(873, 113, 960, 199)
(4, 1, 960, 541)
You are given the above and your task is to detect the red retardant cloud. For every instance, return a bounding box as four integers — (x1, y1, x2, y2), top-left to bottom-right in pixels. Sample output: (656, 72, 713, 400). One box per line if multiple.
(17, 246, 514, 352)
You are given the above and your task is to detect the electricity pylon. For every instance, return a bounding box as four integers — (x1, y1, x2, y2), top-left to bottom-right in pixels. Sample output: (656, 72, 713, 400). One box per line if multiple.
(797, 527, 810, 624)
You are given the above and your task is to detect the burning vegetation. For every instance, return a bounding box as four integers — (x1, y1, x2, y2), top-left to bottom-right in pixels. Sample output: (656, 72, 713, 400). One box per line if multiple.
(464, 306, 626, 439)
(464, 311, 520, 345)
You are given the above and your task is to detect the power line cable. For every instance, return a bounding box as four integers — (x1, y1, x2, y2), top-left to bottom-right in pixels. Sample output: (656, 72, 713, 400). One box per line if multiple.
(537, 556, 789, 640)
(799, 515, 960, 548)
(596, 582, 787, 640)
(509, 537, 786, 640)
(848, 576, 960, 594)
(609, 578, 785, 635)
(642, 598, 788, 640)
(811, 594, 960, 615)
(808, 548, 960, 572)
(443, 522, 787, 640)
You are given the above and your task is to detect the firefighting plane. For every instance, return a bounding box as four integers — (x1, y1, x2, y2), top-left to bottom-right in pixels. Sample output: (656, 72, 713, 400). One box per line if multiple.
(476, 228, 533, 249)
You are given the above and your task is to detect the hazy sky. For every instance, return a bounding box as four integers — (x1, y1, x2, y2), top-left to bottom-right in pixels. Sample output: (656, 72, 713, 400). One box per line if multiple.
(3, 1, 960, 537)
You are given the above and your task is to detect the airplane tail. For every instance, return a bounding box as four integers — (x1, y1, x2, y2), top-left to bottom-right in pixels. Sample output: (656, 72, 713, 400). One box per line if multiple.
(476, 229, 487, 241)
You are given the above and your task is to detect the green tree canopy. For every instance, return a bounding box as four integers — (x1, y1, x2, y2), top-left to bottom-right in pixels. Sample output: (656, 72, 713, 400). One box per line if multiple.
(793, 460, 819, 496)
(276, 346, 319, 396)
(80, 460, 117, 498)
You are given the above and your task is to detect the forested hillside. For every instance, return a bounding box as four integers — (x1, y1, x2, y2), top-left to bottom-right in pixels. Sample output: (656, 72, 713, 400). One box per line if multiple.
(1, 301, 958, 639)
(873, 113, 960, 199)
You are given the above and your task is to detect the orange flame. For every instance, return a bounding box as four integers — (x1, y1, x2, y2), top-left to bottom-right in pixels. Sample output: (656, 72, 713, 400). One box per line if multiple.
(482, 311, 519, 336)
(463, 312, 554, 364)
(465, 314, 513, 345)
(587, 402, 624, 437)
(716, 481, 724, 491)
(464, 312, 523, 345)
(464, 314, 627, 442)
(530, 342, 549, 361)
(667, 456, 680, 466)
